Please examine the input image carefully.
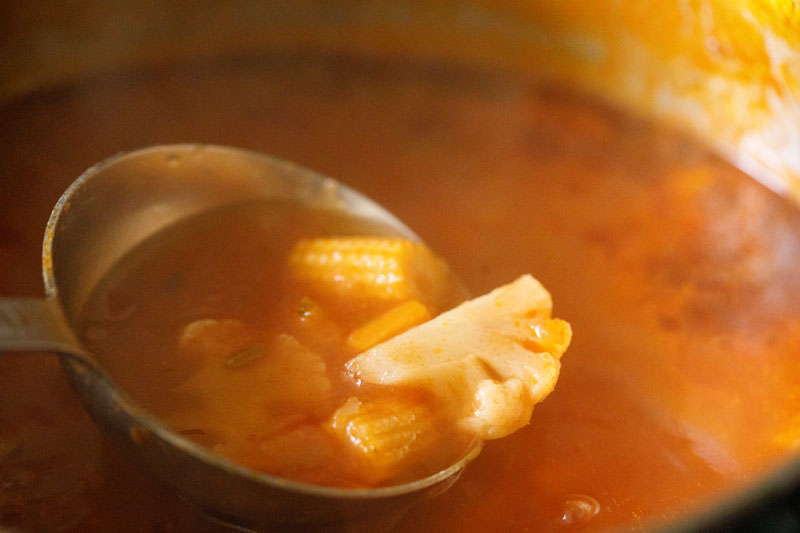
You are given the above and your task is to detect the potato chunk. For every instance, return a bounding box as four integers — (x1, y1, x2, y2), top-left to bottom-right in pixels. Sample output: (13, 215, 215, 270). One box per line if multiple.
(346, 275, 571, 439)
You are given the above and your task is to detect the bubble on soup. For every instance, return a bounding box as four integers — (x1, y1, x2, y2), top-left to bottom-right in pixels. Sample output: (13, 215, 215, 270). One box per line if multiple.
(560, 494, 600, 525)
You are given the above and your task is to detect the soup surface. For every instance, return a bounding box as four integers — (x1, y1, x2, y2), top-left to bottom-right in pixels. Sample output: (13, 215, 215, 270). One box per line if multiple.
(76, 200, 569, 488)
(78, 203, 486, 487)
(1, 52, 800, 531)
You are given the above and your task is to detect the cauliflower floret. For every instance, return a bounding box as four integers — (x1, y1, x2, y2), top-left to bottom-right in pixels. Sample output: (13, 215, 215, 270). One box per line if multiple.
(346, 275, 571, 440)
(169, 333, 332, 445)
(178, 318, 251, 358)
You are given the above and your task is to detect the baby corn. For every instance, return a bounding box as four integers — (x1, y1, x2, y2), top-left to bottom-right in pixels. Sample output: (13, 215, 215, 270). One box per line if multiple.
(288, 237, 449, 303)
(326, 397, 434, 482)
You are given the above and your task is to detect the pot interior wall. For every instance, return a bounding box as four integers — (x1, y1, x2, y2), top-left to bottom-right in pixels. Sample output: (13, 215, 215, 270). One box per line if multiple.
(3, 1, 800, 197)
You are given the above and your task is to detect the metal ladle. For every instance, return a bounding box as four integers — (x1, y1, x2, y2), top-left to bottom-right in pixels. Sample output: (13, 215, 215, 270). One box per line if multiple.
(0, 144, 483, 530)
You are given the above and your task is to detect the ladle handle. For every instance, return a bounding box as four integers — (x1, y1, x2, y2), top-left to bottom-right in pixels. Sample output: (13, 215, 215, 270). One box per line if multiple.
(0, 298, 89, 360)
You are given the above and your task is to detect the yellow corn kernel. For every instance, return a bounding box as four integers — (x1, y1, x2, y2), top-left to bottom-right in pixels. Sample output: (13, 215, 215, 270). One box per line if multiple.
(326, 397, 434, 483)
(347, 300, 431, 352)
(288, 237, 450, 303)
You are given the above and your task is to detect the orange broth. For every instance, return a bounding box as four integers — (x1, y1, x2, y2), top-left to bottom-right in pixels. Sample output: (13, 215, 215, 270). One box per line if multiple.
(78, 203, 475, 488)
(1, 53, 800, 531)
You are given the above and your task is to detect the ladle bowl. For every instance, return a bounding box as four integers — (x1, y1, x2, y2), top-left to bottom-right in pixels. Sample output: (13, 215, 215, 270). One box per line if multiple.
(0, 144, 483, 529)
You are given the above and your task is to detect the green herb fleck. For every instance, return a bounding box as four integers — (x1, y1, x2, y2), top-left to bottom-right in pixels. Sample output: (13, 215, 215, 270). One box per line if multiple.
(224, 344, 268, 369)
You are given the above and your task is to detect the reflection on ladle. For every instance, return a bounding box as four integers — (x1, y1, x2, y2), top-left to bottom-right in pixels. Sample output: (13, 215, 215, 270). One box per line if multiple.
(0, 144, 483, 529)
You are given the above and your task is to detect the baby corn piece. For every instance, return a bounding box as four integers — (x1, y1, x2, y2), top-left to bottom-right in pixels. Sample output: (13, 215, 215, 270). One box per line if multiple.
(326, 397, 435, 483)
(288, 237, 452, 305)
(347, 300, 431, 352)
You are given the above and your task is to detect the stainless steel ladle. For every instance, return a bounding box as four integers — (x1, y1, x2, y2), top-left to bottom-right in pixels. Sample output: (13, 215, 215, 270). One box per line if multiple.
(0, 144, 482, 530)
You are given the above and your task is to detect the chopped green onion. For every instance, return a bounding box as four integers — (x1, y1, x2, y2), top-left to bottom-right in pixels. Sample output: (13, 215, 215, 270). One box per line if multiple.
(224, 344, 268, 369)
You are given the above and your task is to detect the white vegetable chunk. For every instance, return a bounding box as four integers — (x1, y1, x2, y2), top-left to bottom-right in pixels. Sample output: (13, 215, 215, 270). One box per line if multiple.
(346, 275, 571, 439)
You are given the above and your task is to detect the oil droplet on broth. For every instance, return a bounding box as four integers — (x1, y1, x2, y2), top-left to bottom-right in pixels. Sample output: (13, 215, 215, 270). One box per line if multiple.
(561, 494, 601, 525)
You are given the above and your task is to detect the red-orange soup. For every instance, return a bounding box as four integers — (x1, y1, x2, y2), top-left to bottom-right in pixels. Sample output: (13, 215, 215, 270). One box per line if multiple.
(78, 204, 481, 488)
(1, 53, 800, 531)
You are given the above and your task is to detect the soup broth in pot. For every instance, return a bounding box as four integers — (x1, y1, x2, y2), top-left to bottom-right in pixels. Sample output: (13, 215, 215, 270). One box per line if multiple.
(1, 53, 799, 531)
